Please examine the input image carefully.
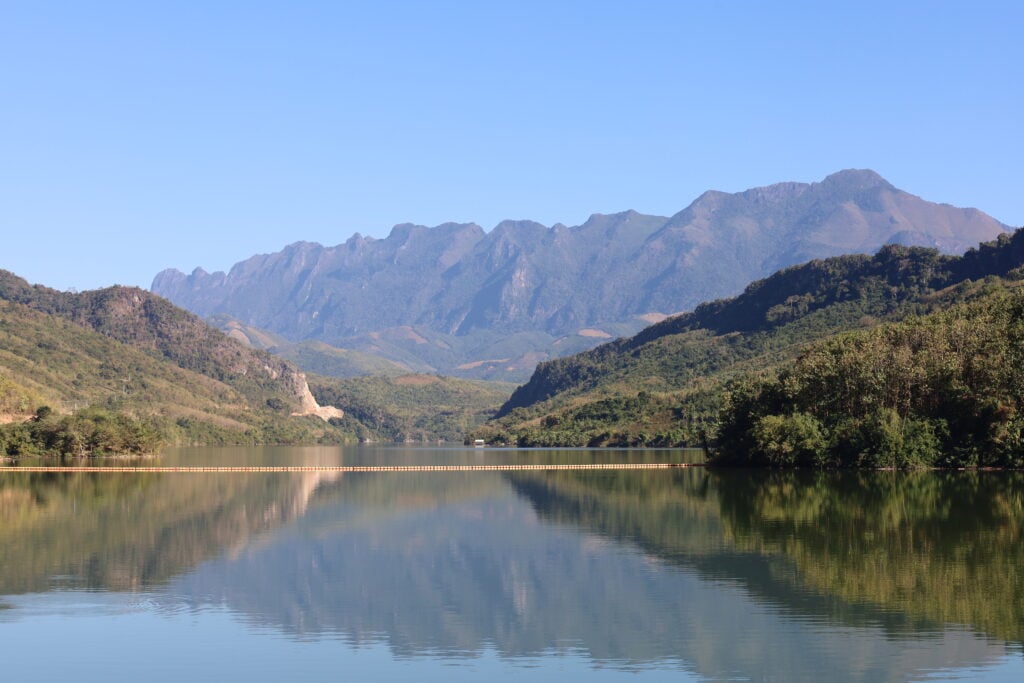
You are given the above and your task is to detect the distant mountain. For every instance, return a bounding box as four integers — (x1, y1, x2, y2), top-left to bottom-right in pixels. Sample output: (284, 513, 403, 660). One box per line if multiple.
(152, 170, 1007, 378)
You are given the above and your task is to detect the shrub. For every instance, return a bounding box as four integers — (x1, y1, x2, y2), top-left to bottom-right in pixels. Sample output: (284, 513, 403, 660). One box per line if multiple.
(752, 412, 829, 467)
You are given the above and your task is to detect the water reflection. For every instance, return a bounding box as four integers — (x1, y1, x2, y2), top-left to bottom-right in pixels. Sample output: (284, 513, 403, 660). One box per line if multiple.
(1, 447, 1022, 681)
(0, 464, 342, 593)
(712, 469, 1024, 644)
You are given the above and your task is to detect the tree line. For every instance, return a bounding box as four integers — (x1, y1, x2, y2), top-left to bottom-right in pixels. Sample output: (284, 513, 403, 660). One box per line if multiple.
(0, 406, 162, 458)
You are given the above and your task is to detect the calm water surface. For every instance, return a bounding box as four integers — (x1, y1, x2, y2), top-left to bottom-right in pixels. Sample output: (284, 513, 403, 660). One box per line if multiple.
(1, 446, 1022, 681)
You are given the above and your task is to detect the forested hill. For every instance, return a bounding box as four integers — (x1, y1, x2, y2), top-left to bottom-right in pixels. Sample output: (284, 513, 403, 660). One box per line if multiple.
(498, 244, 954, 414)
(0, 270, 321, 408)
(480, 228, 1024, 450)
(0, 270, 345, 455)
(715, 288, 1024, 468)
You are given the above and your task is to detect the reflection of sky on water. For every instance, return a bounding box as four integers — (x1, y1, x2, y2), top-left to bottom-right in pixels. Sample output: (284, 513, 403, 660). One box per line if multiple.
(1, 448, 1023, 681)
(1, 591, 1022, 683)
(0, 593, 700, 682)
(155, 483, 1014, 682)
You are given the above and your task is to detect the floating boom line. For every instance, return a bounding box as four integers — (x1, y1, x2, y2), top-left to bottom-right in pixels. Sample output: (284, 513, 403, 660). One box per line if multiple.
(1, 463, 700, 474)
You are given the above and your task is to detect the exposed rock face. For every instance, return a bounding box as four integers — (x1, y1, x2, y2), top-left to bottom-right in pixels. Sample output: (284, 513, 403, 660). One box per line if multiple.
(152, 170, 1009, 377)
(290, 373, 344, 421)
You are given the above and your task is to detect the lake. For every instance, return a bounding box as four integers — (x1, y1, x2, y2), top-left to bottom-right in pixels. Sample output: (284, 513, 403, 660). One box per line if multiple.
(1, 446, 1022, 681)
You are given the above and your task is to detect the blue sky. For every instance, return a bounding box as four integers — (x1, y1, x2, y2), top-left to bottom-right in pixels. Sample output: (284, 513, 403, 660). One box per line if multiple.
(1, 1, 1021, 291)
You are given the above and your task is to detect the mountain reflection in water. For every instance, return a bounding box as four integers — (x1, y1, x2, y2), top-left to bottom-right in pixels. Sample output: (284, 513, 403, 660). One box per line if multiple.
(1, 446, 1022, 682)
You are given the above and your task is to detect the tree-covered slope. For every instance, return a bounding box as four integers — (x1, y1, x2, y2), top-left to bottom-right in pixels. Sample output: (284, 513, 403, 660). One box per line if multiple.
(0, 271, 348, 455)
(715, 285, 1024, 467)
(479, 229, 1024, 451)
(0, 271, 315, 408)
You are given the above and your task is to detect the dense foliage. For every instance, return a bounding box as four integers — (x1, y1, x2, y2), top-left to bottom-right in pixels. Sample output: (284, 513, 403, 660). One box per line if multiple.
(715, 288, 1024, 467)
(0, 406, 162, 457)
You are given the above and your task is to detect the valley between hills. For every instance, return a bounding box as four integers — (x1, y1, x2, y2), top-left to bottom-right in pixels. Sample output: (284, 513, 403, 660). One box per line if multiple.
(3, 169, 1024, 466)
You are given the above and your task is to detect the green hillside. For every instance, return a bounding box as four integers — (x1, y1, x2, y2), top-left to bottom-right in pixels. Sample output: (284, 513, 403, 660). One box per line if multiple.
(273, 340, 414, 377)
(309, 373, 515, 443)
(716, 285, 1024, 468)
(477, 229, 1024, 456)
(0, 271, 350, 456)
(207, 315, 416, 378)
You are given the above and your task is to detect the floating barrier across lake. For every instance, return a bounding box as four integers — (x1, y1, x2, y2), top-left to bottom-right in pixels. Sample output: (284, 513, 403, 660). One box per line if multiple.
(1, 462, 699, 473)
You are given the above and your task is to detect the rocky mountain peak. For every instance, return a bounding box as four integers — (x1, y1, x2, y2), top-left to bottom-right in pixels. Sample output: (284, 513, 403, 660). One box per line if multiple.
(151, 171, 1009, 380)
(818, 168, 893, 193)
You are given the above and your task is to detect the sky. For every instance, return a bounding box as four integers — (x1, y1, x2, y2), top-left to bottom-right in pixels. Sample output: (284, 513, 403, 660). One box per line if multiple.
(1, 0, 1021, 291)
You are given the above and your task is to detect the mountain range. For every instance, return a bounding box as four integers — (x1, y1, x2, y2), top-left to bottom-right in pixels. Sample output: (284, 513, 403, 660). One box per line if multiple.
(152, 169, 1007, 380)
